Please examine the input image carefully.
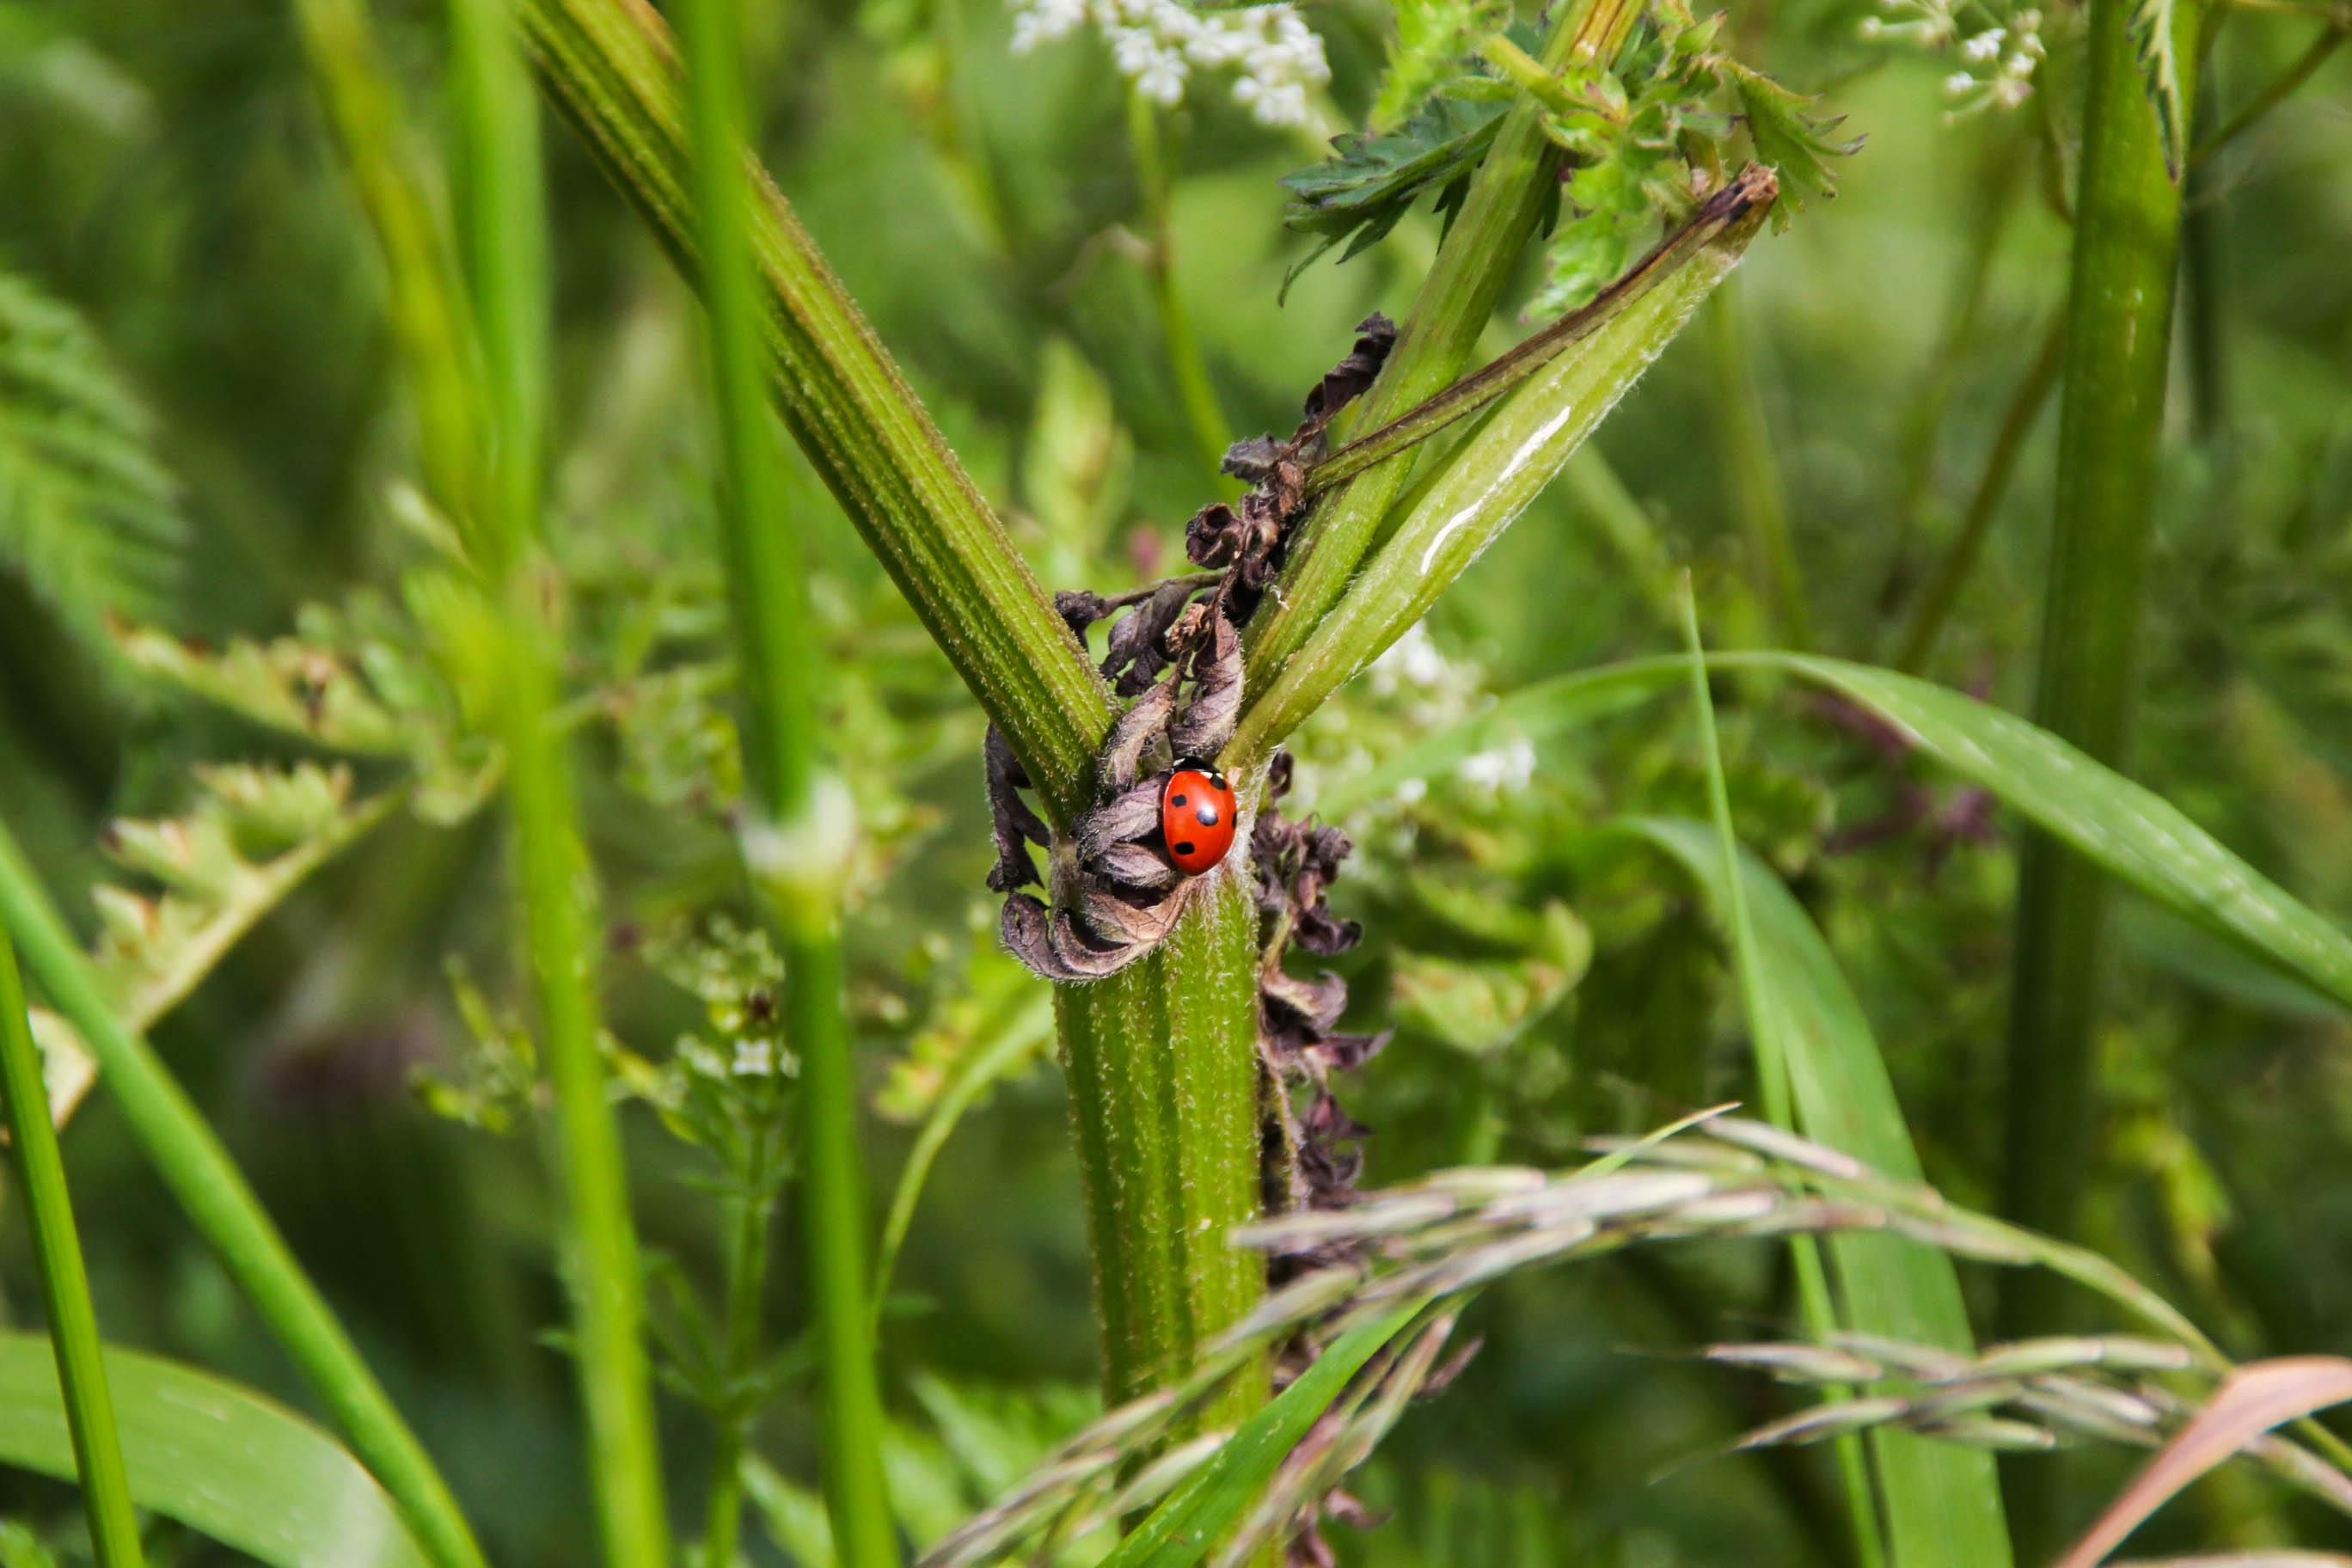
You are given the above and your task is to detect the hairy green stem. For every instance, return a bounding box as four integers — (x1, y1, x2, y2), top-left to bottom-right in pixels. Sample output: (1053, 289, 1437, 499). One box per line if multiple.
(450, 1, 671, 1560)
(1893, 312, 2065, 675)
(1997, 0, 2201, 1546)
(1238, 0, 1642, 700)
(1705, 288, 1812, 649)
(0, 937, 144, 1568)
(0, 823, 488, 1568)
(678, 0, 897, 1559)
(518, 0, 1110, 824)
(1227, 169, 1776, 775)
(1057, 871, 1265, 1421)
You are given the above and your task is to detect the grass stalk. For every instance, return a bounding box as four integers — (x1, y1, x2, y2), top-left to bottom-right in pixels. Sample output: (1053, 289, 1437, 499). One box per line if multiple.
(1679, 585, 1885, 1568)
(0, 823, 488, 1568)
(1128, 93, 1230, 481)
(1892, 311, 2065, 675)
(1236, 0, 1642, 697)
(517, 0, 1112, 823)
(0, 936, 144, 1568)
(1998, 0, 2202, 1544)
(677, 0, 897, 1560)
(1704, 288, 1812, 649)
(2186, 16, 2346, 172)
(448, 3, 671, 1563)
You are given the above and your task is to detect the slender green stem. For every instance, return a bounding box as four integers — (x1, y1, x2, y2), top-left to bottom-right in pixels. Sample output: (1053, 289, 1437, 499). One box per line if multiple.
(1998, 0, 2201, 1547)
(678, 0, 896, 1560)
(1238, 0, 1643, 700)
(702, 1148, 779, 1568)
(0, 938, 143, 1568)
(1893, 312, 2065, 675)
(1678, 586, 1884, 1568)
(289, 0, 488, 542)
(1226, 169, 1776, 775)
(518, 0, 1111, 824)
(1057, 871, 1265, 1424)
(450, 2, 671, 1562)
(2187, 18, 2347, 171)
(1128, 93, 1229, 481)
(0, 823, 488, 1568)
(1705, 288, 1812, 650)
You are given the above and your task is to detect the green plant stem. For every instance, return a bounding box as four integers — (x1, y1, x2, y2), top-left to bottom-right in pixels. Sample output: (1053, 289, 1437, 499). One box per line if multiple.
(1057, 870, 1265, 1422)
(2187, 17, 2347, 171)
(678, 0, 896, 1559)
(0, 938, 143, 1568)
(1128, 93, 1229, 481)
(1677, 589, 1884, 1568)
(1226, 169, 1775, 775)
(0, 822, 489, 1568)
(1238, 0, 1642, 699)
(1893, 311, 2065, 674)
(702, 1147, 779, 1568)
(518, 0, 1111, 824)
(450, 0, 671, 1560)
(289, 0, 487, 540)
(1998, 0, 2201, 1545)
(1705, 288, 1812, 649)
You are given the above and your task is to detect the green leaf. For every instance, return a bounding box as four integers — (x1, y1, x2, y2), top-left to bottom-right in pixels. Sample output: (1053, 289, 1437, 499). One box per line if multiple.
(1278, 95, 1508, 292)
(1370, 0, 1507, 130)
(1616, 818, 2014, 1568)
(2123, 0, 2185, 177)
(1365, 649, 2352, 1012)
(1724, 61, 1859, 214)
(0, 1333, 432, 1568)
(1100, 1302, 1424, 1568)
(0, 271, 183, 666)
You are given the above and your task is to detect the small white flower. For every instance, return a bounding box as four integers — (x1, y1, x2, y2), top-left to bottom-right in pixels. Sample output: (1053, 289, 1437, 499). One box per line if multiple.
(1944, 70, 1979, 95)
(1393, 776, 1430, 805)
(1003, 0, 1325, 126)
(1960, 28, 2005, 62)
(1455, 735, 1536, 792)
(733, 1038, 777, 1075)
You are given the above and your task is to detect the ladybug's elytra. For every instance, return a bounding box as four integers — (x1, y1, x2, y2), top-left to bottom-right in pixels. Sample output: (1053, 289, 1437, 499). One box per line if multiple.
(1161, 762, 1237, 876)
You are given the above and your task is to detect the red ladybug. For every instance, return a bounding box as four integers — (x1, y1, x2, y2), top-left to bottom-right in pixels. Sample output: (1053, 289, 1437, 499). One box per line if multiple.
(1161, 762, 1237, 876)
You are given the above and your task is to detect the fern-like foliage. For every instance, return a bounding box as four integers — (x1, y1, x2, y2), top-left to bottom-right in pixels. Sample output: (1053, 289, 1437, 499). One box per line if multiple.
(1279, 93, 1510, 295)
(0, 269, 184, 662)
(34, 761, 404, 1124)
(1369, 0, 1510, 130)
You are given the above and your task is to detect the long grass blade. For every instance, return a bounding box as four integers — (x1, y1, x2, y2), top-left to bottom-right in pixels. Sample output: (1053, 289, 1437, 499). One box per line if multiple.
(0, 822, 488, 1568)
(1618, 818, 2014, 1568)
(1673, 586, 1886, 1568)
(0, 1332, 432, 1568)
(0, 938, 142, 1568)
(678, 0, 897, 1557)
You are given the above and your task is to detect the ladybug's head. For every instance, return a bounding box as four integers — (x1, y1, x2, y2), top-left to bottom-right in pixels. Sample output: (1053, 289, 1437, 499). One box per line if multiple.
(1171, 757, 1228, 789)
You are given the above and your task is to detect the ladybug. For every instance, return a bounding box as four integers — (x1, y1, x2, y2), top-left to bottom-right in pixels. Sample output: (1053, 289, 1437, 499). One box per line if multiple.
(1160, 761, 1237, 876)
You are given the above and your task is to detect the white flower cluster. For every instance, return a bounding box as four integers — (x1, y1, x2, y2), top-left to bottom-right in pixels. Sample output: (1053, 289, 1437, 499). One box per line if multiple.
(1860, 0, 2046, 113)
(1009, 0, 1330, 126)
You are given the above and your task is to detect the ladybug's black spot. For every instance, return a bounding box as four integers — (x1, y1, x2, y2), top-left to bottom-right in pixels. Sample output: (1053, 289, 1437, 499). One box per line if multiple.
(1173, 841, 1197, 856)
(1171, 794, 1188, 808)
(1197, 805, 1219, 826)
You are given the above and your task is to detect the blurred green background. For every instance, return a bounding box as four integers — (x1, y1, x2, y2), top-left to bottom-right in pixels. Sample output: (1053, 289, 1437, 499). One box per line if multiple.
(2, 0, 2350, 1560)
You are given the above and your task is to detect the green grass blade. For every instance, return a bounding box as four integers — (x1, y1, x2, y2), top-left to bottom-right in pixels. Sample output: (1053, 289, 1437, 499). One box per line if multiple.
(1672, 587, 1884, 1568)
(1617, 818, 2014, 1568)
(0, 938, 143, 1568)
(1099, 1302, 1423, 1568)
(0, 1332, 431, 1568)
(1351, 651, 2352, 1014)
(0, 821, 488, 1568)
(678, 0, 897, 1556)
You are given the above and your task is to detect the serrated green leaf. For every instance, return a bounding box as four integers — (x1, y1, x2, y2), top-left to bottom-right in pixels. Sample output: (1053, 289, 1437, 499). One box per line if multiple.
(1279, 95, 1508, 292)
(2125, 0, 2185, 176)
(0, 1333, 431, 1568)
(1371, 0, 1507, 130)
(1724, 61, 1859, 213)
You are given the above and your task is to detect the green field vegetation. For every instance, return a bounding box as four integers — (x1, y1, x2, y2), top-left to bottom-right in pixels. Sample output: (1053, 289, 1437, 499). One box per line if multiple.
(1, 0, 2350, 1562)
